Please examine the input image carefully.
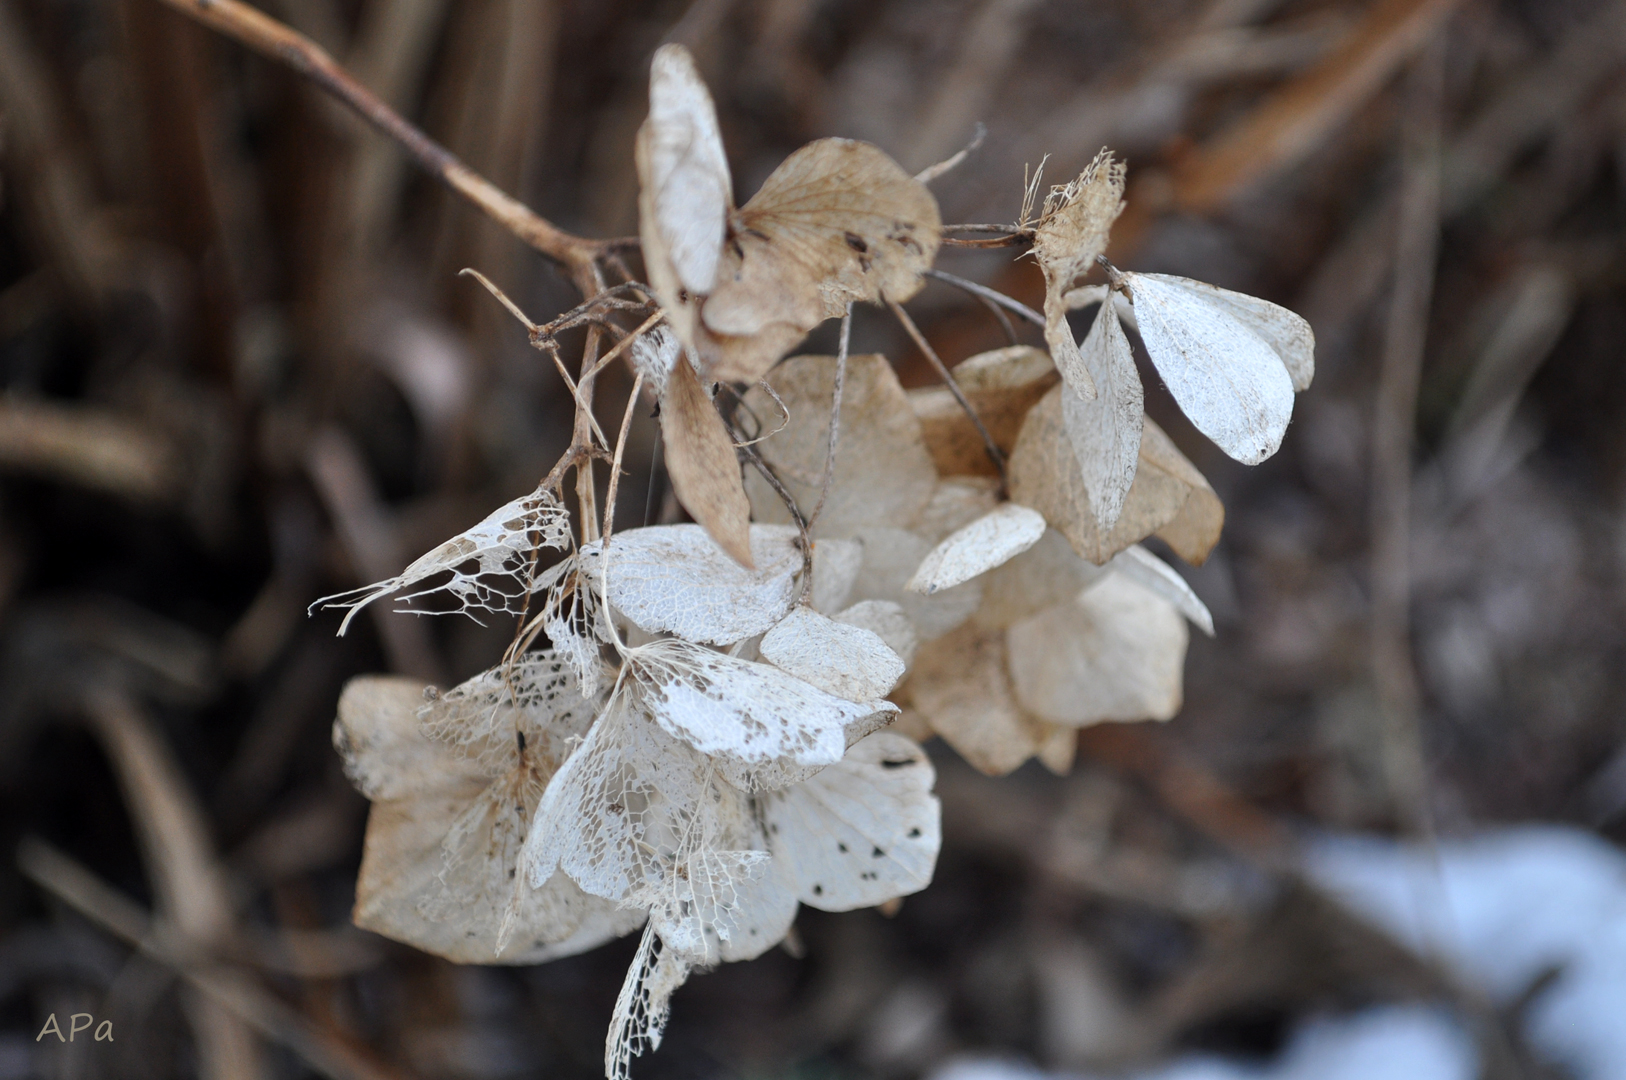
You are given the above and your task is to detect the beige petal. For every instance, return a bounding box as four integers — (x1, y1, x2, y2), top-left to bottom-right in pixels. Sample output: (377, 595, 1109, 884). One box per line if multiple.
(1035, 722, 1078, 775)
(907, 502, 1046, 595)
(743, 353, 937, 536)
(810, 537, 863, 613)
(1062, 299, 1143, 531)
(908, 476, 1001, 543)
(1009, 385, 1188, 564)
(973, 527, 1106, 631)
(700, 139, 940, 377)
(660, 358, 754, 567)
(907, 622, 1046, 776)
(641, 45, 732, 296)
(835, 599, 919, 668)
(1109, 544, 1214, 636)
(909, 345, 1058, 478)
(849, 525, 980, 641)
(1126, 273, 1296, 465)
(760, 605, 906, 701)
(1142, 416, 1225, 565)
(1006, 574, 1187, 727)
(333, 676, 482, 802)
(1033, 151, 1126, 399)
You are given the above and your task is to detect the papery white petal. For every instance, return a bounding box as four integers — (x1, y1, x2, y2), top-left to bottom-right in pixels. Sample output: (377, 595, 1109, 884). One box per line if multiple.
(627, 637, 893, 788)
(1126, 273, 1295, 465)
(759, 606, 906, 702)
(644, 46, 731, 295)
(1108, 544, 1214, 636)
(906, 502, 1045, 595)
(762, 731, 940, 910)
(834, 599, 919, 668)
(580, 524, 801, 645)
(1062, 300, 1143, 531)
(314, 485, 570, 633)
(974, 527, 1107, 630)
(1148, 275, 1315, 392)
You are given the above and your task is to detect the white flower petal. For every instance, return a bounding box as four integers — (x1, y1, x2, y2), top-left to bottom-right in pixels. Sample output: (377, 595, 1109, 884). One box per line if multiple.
(849, 526, 981, 641)
(581, 523, 801, 646)
(643, 45, 731, 296)
(762, 731, 940, 910)
(973, 527, 1107, 631)
(907, 502, 1046, 596)
(627, 638, 893, 788)
(834, 599, 919, 668)
(1148, 275, 1315, 392)
(1108, 544, 1215, 636)
(1062, 300, 1144, 531)
(607, 924, 692, 1080)
(419, 649, 604, 774)
(760, 606, 906, 702)
(1126, 272, 1296, 465)
(314, 485, 569, 633)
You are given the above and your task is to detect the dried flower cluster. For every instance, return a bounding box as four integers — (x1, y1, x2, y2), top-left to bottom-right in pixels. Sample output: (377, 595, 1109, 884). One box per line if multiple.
(316, 42, 1314, 1080)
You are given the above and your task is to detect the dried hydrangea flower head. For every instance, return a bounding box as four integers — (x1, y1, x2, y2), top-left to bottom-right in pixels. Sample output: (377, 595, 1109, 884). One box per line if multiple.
(312, 39, 1323, 1080)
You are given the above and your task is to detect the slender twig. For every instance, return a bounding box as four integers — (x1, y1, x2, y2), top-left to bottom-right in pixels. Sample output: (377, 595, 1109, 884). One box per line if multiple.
(914, 123, 986, 185)
(602, 371, 647, 542)
(807, 304, 852, 530)
(728, 381, 790, 448)
(926, 268, 1045, 329)
(888, 298, 1007, 480)
(152, 0, 605, 280)
(581, 310, 664, 385)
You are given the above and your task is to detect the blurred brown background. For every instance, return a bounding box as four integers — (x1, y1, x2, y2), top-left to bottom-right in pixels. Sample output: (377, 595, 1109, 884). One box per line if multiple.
(2, 0, 1625, 1077)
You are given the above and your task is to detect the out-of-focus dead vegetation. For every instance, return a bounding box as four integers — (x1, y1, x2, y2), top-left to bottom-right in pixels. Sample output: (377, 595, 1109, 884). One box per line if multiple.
(1, 0, 1625, 1077)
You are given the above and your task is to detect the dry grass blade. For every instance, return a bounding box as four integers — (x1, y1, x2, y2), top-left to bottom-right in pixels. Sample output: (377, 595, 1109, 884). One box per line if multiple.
(18, 839, 409, 1080)
(149, 0, 603, 282)
(0, 399, 181, 502)
(660, 359, 754, 567)
(1173, 0, 1464, 212)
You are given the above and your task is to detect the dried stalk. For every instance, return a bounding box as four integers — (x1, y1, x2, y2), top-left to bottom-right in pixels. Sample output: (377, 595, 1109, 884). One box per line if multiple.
(151, 0, 607, 285)
(888, 297, 1007, 480)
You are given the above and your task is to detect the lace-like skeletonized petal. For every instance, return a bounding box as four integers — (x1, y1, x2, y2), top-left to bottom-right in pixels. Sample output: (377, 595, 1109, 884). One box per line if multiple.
(313, 485, 570, 633)
(626, 637, 894, 789)
(759, 606, 906, 702)
(762, 731, 940, 909)
(419, 649, 604, 774)
(580, 524, 801, 645)
(607, 924, 693, 1080)
(537, 559, 610, 700)
(336, 676, 635, 965)
(1125, 273, 1296, 466)
(522, 704, 768, 960)
(906, 503, 1046, 595)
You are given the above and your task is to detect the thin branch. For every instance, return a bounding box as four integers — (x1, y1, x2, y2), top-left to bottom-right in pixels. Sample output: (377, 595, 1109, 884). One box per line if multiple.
(914, 122, 987, 184)
(926, 268, 1044, 329)
(153, 0, 604, 279)
(807, 303, 852, 530)
(889, 298, 1007, 482)
(581, 310, 665, 385)
(602, 371, 647, 543)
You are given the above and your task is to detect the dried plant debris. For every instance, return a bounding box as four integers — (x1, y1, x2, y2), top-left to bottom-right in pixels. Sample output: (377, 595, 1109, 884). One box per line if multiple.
(637, 44, 941, 384)
(1033, 150, 1127, 401)
(312, 484, 570, 632)
(659, 357, 755, 567)
(910, 345, 1059, 478)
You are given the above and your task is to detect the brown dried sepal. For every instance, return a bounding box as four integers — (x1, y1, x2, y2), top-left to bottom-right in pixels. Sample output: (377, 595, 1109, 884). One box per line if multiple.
(909, 346, 1059, 478)
(1032, 150, 1126, 397)
(742, 353, 938, 536)
(699, 140, 943, 383)
(660, 358, 755, 567)
(1008, 384, 1223, 566)
(904, 622, 1048, 776)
